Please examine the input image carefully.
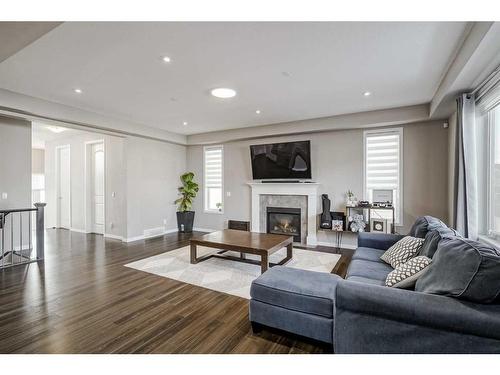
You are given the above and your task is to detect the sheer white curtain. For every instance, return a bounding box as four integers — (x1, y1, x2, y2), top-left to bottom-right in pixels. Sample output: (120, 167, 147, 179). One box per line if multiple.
(454, 94, 478, 239)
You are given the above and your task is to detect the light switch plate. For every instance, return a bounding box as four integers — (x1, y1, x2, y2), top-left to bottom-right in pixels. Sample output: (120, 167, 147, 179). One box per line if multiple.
(1, 192, 7, 200)
(226, 191, 231, 197)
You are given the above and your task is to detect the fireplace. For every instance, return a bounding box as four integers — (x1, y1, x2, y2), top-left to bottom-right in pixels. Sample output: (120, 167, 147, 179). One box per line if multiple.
(266, 207, 301, 242)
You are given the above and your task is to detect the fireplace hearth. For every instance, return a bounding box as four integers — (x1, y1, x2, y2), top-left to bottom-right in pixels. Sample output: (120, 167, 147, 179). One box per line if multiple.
(266, 207, 301, 242)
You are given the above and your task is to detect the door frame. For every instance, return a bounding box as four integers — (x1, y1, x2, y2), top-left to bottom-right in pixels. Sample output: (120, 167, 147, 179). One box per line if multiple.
(84, 139, 106, 234)
(55, 144, 71, 229)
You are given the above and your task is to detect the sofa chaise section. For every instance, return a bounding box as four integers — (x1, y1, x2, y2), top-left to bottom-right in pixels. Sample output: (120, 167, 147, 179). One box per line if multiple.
(249, 266, 341, 344)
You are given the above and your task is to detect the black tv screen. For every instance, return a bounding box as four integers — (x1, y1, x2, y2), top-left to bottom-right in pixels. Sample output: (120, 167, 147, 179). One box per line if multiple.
(250, 140, 312, 180)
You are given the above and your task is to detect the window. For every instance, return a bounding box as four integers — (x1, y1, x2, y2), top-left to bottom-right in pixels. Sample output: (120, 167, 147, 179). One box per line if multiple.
(487, 106, 500, 239)
(364, 128, 403, 226)
(203, 145, 223, 213)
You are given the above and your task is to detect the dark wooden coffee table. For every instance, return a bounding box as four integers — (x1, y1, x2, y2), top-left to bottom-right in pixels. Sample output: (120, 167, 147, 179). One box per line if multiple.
(190, 229, 293, 274)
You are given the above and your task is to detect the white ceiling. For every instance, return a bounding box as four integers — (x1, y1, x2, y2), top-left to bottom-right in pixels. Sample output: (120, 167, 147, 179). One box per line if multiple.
(0, 22, 469, 135)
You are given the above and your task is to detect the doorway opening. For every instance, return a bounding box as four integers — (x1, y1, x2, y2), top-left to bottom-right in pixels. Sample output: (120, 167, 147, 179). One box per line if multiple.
(85, 140, 105, 235)
(56, 145, 71, 229)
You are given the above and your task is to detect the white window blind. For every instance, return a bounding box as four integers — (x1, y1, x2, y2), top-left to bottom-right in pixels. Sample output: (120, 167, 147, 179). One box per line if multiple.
(364, 129, 403, 225)
(204, 145, 223, 213)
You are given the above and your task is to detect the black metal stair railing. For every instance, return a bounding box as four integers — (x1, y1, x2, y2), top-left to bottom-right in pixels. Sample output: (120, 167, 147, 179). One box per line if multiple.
(0, 203, 46, 269)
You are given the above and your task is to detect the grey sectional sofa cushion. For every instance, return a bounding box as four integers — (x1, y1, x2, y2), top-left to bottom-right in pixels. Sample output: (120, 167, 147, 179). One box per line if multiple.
(250, 266, 340, 318)
(351, 247, 386, 263)
(408, 215, 448, 238)
(419, 227, 460, 258)
(347, 275, 386, 286)
(416, 237, 500, 303)
(346, 258, 393, 281)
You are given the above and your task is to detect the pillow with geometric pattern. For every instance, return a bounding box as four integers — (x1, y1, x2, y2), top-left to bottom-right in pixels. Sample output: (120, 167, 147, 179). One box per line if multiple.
(386, 256, 432, 288)
(380, 236, 425, 268)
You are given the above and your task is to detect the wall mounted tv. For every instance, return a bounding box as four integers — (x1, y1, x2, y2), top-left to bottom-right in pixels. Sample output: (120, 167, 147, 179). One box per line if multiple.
(250, 140, 312, 180)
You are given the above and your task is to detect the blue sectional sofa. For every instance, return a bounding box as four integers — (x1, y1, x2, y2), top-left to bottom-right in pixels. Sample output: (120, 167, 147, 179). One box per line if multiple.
(249, 216, 500, 353)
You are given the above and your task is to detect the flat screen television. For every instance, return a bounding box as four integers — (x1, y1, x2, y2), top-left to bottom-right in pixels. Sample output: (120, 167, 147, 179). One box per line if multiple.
(250, 140, 312, 180)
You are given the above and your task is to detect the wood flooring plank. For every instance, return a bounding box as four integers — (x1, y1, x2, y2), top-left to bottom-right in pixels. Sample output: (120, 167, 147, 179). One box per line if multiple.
(0, 229, 352, 354)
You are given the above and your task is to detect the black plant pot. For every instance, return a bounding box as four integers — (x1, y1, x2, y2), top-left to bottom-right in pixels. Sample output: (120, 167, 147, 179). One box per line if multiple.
(177, 211, 195, 233)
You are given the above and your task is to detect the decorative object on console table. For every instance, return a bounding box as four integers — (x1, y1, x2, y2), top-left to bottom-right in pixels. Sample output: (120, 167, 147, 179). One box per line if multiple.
(372, 189, 393, 205)
(175, 172, 199, 233)
(320, 194, 333, 229)
(370, 218, 389, 233)
(346, 190, 357, 207)
(348, 214, 366, 232)
(331, 211, 345, 230)
(346, 205, 396, 234)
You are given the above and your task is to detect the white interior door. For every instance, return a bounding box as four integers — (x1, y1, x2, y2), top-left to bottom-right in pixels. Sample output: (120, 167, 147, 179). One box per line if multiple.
(57, 146, 71, 229)
(91, 143, 105, 234)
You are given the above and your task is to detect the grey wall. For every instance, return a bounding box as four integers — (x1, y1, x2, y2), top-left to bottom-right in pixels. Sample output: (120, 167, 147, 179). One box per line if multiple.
(187, 120, 449, 248)
(31, 148, 45, 174)
(0, 116, 31, 210)
(0, 116, 32, 251)
(125, 137, 187, 239)
(402, 121, 449, 229)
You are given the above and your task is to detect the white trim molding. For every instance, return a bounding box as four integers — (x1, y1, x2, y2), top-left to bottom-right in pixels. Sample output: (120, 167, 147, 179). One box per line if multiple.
(123, 228, 178, 243)
(316, 241, 357, 250)
(70, 227, 89, 234)
(193, 227, 216, 233)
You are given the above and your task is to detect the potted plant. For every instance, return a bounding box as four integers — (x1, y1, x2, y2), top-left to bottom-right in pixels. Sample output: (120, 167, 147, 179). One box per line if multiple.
(174, 172, 199, 233)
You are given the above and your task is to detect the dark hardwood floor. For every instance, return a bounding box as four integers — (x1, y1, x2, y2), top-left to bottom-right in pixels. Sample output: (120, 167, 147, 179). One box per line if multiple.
(0, 229, 352, 354)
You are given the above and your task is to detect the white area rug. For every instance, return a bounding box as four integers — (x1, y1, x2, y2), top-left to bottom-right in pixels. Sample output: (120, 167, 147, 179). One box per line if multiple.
(125, 245, 340, 299)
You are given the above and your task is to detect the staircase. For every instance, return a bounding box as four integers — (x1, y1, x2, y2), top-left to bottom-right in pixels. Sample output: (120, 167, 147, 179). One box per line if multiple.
(0, 203, 46, 269)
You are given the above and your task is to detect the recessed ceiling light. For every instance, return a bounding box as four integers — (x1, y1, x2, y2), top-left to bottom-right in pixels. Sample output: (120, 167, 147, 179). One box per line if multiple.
(183, 121, 188, 126)
(211, 88, 237, 99)
(255, 110, 261, 114)
(74, 88, 82, 94)
(162, 56, 171, 63)
(363, 91, 371, 97)
(46, 126, 67, 133)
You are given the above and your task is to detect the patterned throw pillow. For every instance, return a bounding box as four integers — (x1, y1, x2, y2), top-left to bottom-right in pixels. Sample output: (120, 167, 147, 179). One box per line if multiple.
(380, 236, 425, 268)
(386, 256, 432, 288)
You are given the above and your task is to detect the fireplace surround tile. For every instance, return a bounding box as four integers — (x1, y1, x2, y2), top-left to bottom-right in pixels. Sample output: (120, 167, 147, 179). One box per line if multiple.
(259, 194, 307, 243)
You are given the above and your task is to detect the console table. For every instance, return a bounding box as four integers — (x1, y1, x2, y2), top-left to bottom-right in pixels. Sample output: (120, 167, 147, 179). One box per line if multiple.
(346, 205, 396, 234)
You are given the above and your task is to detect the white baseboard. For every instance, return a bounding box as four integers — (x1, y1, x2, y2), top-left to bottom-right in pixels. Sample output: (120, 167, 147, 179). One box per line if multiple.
(70, 227, 89, 234)
(104, 233, 124, 241)
(193, 227, 216, 233)
(124, 228, 178, 243)
(69, 227, 182, 243)
(316, 241, 357, 250)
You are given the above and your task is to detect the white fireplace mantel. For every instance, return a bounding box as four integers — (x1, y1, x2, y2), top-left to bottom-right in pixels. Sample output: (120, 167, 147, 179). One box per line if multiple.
(247, 182, 320, 246)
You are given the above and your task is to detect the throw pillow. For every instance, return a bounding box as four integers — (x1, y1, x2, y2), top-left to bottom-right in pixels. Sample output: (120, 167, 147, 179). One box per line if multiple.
(385, 256, 432, 288)
(415, 237, 500, 303)
(408, 216, 448, 238)
(380, 236, 425, 268)
(419, 227, 461, 258)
